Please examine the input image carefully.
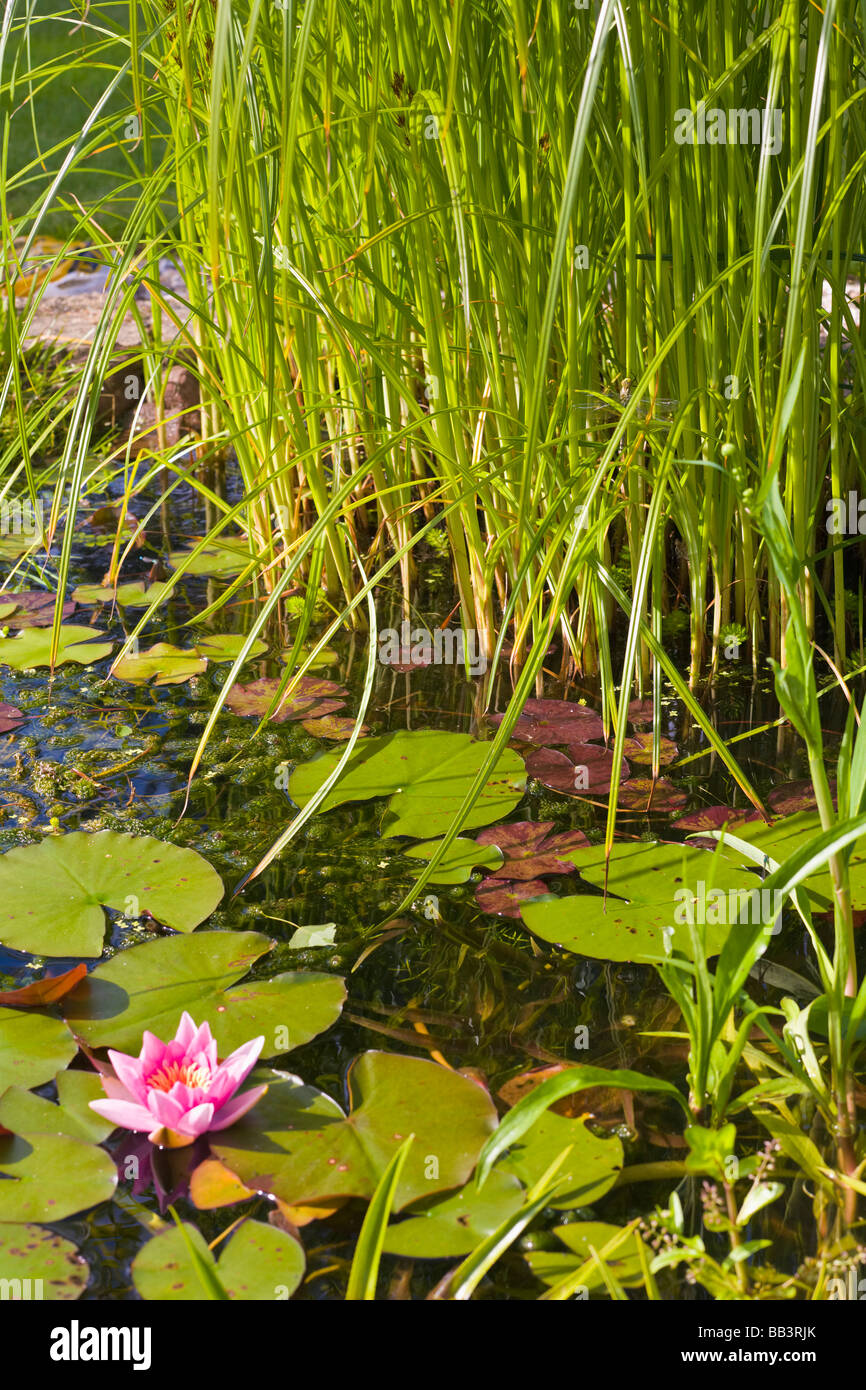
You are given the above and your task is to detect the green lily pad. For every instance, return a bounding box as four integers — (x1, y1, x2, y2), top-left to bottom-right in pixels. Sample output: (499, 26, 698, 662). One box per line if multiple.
(212, 1051, 498, 1211)
(520, 840, 763, 963)
(0, 1080, 114, 1145)
(709, 811, 866, 913)
(63, 930, 346, 1056)
(0, 1130, 117, 1222)
(0, 1224, 90, 1300)
(0, 830, 224, 957)
(382, 1169, 524, 1257)
(289, 730, 526, 839)
(0, 602, 16, 620)
(111, 641, 206, 686)
(287, 923, 337, 949)
(525, 1221, 647, 1290)
(132, 1219, 305, 1301)
(71, 581, 173, 608)
(0, 1008, 77, 1089)
(498, 1111, 623, 1209)
(168, 537, 251, 576)
(194, 633, 268, 662)
(405, 837, 505, 884)
(0, 625, 113, 670)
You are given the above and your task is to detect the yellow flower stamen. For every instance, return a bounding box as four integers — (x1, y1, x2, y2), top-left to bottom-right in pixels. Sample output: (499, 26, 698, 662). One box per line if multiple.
(147, 1059, 212, 1093)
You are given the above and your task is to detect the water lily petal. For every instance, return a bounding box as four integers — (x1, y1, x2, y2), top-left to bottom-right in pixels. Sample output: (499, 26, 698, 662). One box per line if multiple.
(216, 1035, 265, 1090)
(147, 1089, 187, 1129)
(210, 1083, 269, 1130)
(179, 1102, 216, 1137)
(89, 1097, 155, 1132)
(106, 1048, 150, 1104)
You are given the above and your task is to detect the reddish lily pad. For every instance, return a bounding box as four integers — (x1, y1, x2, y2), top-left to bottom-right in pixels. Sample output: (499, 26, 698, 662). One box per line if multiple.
(672, 806, 762, 833)
(616, 777, 687, 812)
(525, 744, 630, 797)
(476, 876, 552, 918)
(301, 715, 369, 740)
(627, 698, 656, 727)
(475, 821, 589, 880)
(0, 701, 25, 733)
(489, 698, 604, 745)
(0, 963, 86, 1007)
(766, 779, 835, 815)
(0, 591, 76, 628)
(621, 733, 679, 765)
(225, 675, 347, 723)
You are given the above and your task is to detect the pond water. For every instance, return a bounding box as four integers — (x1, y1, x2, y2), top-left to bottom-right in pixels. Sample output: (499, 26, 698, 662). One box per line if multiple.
(0, 461, 850, 1299)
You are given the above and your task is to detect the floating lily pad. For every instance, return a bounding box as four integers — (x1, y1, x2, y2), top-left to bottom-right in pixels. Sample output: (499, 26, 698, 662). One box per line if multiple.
(111, 642, 206, 686)
(499, 1110, 623, 1208)
(0, 964, 86, 1008)
(405, 837, 505, 885)
(0, 625, 113, 670)
(0, 1224, 90, 1300)
(0, 701, 25, 733)
(525, 1221, 647, 1290)
(225, 675, 347, 723)
(71, 581, 172, 608)
(194, 633, 268, 663)
(0, 830, 224, 957)
(673, 806, 761, 833)
(712, 810, 866, 913)
(616, 777, 688, 812)
(287, 923, 337, 949)
(520, 840, 765, 963)
(489, 698, 603, 745)
(526, 745, 629, 798)
(0, 1129, 117, 1222)
(382, 1169, 524, 1257)
(766, 779, 835, 815)
(475, 822, 589, 881)
(621, 733, 679, 765)
(0, 591, 76, 628)
(301, 715, 369, 740)
(627, 699, 656, 727)
(0, 1081, 114, 1145)
(289, 730, 526, 839)
(0, 602, 16, 620)
(63, 930, 345, 1055)
(212, 1051, 497, 1211)
(132, 1219, 305, 1301)
(168, 537, 251, 576)
(475, 876, 552, 918)
(0, 1008, 77, 1090)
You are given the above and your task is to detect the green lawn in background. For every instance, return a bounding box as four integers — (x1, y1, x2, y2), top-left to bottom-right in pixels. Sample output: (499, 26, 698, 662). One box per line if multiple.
(5, 2, 140, 241)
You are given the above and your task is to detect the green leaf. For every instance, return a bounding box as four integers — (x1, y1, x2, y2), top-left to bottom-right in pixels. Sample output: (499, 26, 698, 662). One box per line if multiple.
(289, 730, 526, 838)
(498, 1111, 623, 1209)
(0, 1130, 117, 1221)
(194, 633, 268, 662)
(526, 1221, 647, 1291)
(382, 1169, 524, 1258)
(714, 811, 866, 912)
(520, 840, 761, 963)
(168, 538, 251, 576)
(212, 1051, 498, 1211)
(684, 1123, 737, 1179)
(0, 1224, 90, 1300)
(0, 830, 224, 957)
(0, 625, 113, 670)
(63, 930, 345, 1055)
(0, 1008, 77, 1089)
(71, 581, 173, 608)
(111, 642, 206, 686)
(0, 1082, 114, 1144)
(346, 1134, 414, 1299)
(476, 1065, 688, 1187)
(132, 1219, 305, 1300)
(287, 923, 337, 949)
(405, 837, 505, 884)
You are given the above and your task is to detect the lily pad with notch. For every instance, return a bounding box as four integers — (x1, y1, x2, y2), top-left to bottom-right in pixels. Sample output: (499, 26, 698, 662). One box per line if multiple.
(0, 829, 224, 957)
(488, 698, 603, 746)
(474, 822, 590, 881)
(0, 625, 113, 670)
(288, 729, 526, 839)
(526, 745, 629, 798)
(111, 642, 206, 686)
(132, 1219, 305, 1301)
(63, 929, 345, 1056)
(224, 675, 347, 723)
(405, 837, 505, 885)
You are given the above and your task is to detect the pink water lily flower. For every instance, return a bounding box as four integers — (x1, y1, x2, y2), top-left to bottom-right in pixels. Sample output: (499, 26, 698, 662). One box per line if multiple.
(89, 1012, 267, 1147)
